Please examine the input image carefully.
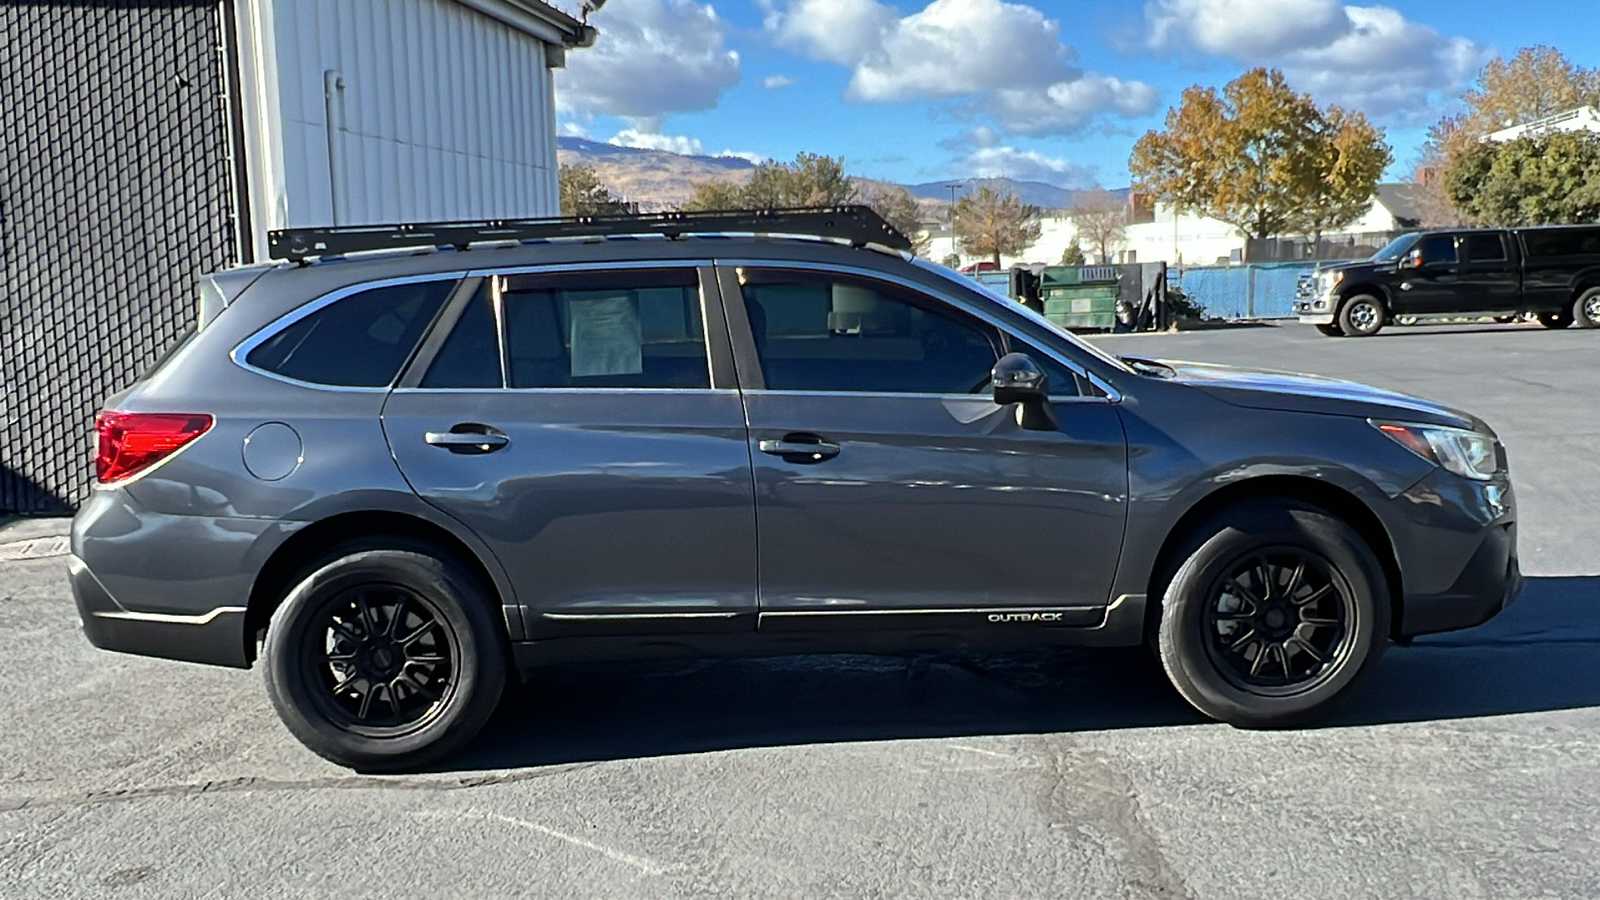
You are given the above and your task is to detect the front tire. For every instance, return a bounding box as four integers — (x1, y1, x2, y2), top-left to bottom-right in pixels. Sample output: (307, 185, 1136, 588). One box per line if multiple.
(1314, 324, 1342, 337)
(1337, 294, 1386, 337)
(1155, 501, 1389, 728)
(1573, 288, 1600, 329)
(263, 547, 507, 771)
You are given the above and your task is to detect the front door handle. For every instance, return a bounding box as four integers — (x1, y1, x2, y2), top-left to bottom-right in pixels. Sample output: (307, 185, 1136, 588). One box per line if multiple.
(425, 424, 509, 454)
(759, 433, 840, 463)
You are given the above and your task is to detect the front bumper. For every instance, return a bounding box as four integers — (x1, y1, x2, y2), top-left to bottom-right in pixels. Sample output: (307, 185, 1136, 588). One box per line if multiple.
(1294, 298, 1335, 325)
(1398, 522, 1522, 637)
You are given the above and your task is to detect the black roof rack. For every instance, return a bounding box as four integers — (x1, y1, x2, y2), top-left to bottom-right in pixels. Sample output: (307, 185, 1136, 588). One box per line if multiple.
(267, 206, 912, 262)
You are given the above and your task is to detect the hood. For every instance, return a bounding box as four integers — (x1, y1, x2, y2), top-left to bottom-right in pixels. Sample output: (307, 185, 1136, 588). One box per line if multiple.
(1140, 359, 1489, 433)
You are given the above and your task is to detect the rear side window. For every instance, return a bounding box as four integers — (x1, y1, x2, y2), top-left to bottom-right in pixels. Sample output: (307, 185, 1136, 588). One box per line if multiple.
(246, 280, 454, 387)
(1464, 233, 1507, 262)
(1522, 228, 1600, 258)
(502, 268, 709, 389)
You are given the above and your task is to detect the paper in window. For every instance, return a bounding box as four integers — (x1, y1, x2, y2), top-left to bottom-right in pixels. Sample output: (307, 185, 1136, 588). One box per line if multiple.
(567, 293, 643, 377)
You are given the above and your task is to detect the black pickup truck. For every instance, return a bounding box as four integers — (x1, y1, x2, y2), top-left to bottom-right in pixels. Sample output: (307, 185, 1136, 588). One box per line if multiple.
(1295, 225, 1600, 337)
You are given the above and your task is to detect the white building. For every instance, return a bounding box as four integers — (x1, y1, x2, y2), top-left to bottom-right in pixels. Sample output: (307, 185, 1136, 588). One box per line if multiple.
(235, 0, 594, 260)
(1488, 106, 1600, 142)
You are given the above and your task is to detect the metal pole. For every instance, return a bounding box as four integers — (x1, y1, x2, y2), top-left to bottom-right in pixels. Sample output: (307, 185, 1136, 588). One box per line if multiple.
(323, 70, 347, 226)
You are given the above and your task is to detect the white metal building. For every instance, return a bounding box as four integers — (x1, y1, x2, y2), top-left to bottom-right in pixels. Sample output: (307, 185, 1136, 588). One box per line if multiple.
(233, 0, 593, 260)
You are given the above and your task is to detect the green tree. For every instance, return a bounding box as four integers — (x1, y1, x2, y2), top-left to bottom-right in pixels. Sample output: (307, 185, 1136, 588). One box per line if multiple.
(1059, 241, 1086, 265)
(682, 179, 747, 212)
(1422, 46, 1600, 222)
(1291, 106, 1393, 253)
(1066, 189, 1128, 263)
(951, 185, 1041, 268)
(860, 183, 930, 254)
(558, 164, 635, 216)
(1446, 131, 1600, 226)
(685, 152, 858, 211)
(1130, 68, 1387, 258)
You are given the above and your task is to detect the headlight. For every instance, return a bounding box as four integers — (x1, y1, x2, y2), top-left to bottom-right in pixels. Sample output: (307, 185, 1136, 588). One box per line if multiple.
(1319, 270, 1345, 293)
(1371, 420, 1501, 481)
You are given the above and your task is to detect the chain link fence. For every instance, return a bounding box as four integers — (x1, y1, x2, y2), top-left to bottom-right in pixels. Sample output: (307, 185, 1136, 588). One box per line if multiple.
(1, 1, 237, 513)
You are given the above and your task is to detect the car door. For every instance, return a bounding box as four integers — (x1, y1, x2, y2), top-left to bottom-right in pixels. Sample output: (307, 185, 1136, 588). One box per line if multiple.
(382, 266, 757, 636)
(1458, 232, 1519, 312)
(719, 263, 1129, 633)
(1398, 233, 1464, 314)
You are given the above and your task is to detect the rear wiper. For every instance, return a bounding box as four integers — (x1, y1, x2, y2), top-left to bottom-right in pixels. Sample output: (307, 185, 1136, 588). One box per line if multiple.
(1120, 356, 1175, 378)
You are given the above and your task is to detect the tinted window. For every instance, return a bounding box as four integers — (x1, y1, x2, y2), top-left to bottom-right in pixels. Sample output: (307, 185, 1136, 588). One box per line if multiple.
(1522, 227, 1600, 258)
(246, 280, 453, 387)
(1417, 235, 1458, 265)
(503, 269, 708, 389)
(740, 269, 1000, 394)
(1464, 233, 1507, 263)
(422, 284, 501, 388)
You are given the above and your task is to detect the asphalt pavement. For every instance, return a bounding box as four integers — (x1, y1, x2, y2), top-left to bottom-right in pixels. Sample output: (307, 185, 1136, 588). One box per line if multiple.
(2, 320, 1598, 898)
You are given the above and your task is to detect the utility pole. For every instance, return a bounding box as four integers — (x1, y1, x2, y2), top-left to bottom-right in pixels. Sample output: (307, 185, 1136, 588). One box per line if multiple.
(947, 182, 960, 263)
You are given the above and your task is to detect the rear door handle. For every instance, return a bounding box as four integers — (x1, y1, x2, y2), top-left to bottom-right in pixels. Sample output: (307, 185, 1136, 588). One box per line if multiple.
(759, 433, 840, 463)
(425, 424, 509, 454)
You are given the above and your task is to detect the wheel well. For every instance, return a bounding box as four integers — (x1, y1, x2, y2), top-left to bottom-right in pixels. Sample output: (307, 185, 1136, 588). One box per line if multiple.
(1574, 281, 1600, 302)
(243, 511, 504, 664)
(1338, 285, 1389, 311)
(1145, 476, 1404, 639)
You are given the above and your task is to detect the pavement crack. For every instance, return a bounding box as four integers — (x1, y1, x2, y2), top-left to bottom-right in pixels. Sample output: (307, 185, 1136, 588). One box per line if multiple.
(0, 762, 600, 812)
(1038, 741, 1194, 900)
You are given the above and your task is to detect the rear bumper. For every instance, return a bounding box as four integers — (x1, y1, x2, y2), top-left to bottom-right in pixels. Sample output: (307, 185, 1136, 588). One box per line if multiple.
(71, 554, 251, 667)
(1398, 522, 1522, 638)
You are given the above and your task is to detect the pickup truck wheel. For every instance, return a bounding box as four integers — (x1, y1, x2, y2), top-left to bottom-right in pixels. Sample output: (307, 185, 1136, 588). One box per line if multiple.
(1314, 324, 1342, 337)
(1539, 310, 1574, 330)
(1156, 501, 1388, 728)
(1574, 288, 1600, 329)
(1337, 295, 1386, 337)
(263, 547, 507, 772)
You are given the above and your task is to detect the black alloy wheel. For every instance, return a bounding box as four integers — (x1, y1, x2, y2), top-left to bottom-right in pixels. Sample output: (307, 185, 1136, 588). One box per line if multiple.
(263, 546, 507, 771)
(1200, 550, 1355, 696)
(304, 584, 458, 734)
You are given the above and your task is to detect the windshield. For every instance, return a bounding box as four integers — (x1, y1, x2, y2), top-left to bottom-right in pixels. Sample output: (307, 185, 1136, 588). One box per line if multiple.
(911, 257, 1135, 375)
(1370, 233, 1422, 262)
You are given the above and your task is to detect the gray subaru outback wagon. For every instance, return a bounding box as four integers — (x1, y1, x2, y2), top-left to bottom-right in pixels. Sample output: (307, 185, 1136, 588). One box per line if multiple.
(72, 208, 1521, 770)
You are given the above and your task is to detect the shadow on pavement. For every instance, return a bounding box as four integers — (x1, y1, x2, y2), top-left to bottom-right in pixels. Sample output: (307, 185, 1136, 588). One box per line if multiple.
(446, 576, 1600, 771)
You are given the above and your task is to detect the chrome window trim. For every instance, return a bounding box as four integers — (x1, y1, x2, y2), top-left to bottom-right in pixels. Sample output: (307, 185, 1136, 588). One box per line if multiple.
(230, 272, 463, 392)
(389, 387, 741, 396)
(742, 389, 1113, 405)
(720, 259, 1124, 402)
(467, 259, 716, 278)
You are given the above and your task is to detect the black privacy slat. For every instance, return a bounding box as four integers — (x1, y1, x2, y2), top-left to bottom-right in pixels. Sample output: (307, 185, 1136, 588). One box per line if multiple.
(1, 2, 236, 513)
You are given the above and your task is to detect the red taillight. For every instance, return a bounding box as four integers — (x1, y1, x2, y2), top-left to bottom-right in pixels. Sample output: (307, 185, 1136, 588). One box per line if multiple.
(95, 411, 214, 484)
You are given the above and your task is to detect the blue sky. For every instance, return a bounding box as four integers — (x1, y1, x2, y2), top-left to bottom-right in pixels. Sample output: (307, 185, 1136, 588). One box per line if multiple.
(552, 0, 1600, 189)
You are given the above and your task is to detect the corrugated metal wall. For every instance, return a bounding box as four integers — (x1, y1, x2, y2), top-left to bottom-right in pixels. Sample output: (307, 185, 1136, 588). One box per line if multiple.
(0, 1, 237, 514)
(1171, 264, 1319, 320)
(264, 0, 560, 230)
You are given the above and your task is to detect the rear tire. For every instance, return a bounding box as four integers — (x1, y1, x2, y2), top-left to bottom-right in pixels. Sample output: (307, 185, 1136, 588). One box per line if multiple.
(1573, 288, 1600, 329)
(1337, 295, 1386, 337)
(1155, 501, 1389, 728)
(263, 547, 507, 771)
(1314, 324, 1342, 337)
(1539, 310, 1574, 330)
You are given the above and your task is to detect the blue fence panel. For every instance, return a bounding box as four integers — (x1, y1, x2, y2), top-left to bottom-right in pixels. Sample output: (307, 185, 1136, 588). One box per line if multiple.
(1172, 262, 1319, 320)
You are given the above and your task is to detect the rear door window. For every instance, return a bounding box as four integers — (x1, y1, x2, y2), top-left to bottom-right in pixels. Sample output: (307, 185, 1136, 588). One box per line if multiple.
(1463, 233, 1507, 263)
(246, 280, 454, 387)
(501, 268, 710, 389)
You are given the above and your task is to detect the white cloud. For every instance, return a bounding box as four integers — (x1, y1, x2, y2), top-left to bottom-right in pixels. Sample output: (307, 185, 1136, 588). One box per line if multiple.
(768, 0, 896, 67)
(1145, 0, 1350, 58)
(764, 0, 1156, 135)
(1142, 0, 1488, 117)
(558, 121, 591, 138)
(608, 129, 706, 155)
(762, 74, 794, 89)
(559, 0, 741, 119)
(988, 75, 1161, 136)
(715, 149, 771, 164)
(956, 146, 1095, 187)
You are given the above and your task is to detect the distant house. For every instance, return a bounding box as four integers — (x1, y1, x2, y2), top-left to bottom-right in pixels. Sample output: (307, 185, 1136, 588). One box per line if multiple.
(1487, 106, 1600, 142)
(1, 1, 594, 513)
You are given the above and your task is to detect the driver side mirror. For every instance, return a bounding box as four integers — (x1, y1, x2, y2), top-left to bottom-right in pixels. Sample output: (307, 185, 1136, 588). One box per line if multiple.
(992, 353, 1056, 431)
